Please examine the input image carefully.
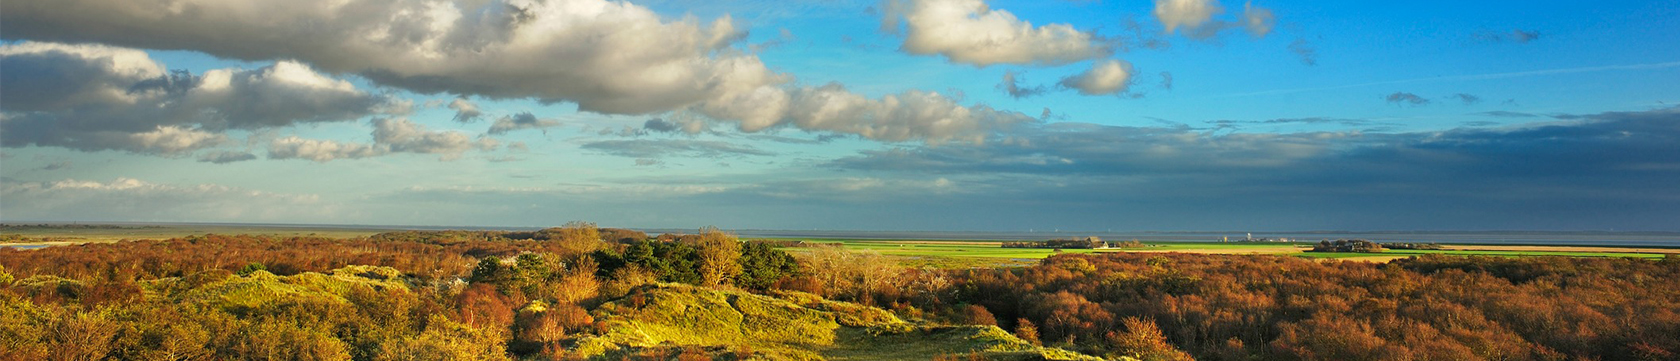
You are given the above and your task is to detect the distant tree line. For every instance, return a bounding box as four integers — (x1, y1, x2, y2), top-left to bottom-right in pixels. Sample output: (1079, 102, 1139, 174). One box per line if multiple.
(1382, 242, 1444, 250)
(1310, 239, 1385, 253)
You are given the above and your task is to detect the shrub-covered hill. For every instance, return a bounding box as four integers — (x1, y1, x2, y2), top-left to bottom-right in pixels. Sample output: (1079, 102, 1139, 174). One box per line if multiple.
(569, 283, 1119, 361)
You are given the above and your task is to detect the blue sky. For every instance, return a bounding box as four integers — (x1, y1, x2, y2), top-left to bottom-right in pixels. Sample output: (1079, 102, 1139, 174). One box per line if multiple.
(2, 0, 1678, 231)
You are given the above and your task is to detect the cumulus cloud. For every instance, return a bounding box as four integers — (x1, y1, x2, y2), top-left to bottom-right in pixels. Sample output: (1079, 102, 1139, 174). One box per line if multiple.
(1152, 0, 1276, 39)
(0, 42, 391, 155)
(998, 71, 1048, 98)
(375, 118, 497, 158)
(267, 118, 491, 162)
(1154, 0, 1222, 35)
(4, 1, 1029, 145)
(1385, 92, 1430, 106)
(487, 112, 562, 135)
(2, 0, 773, 116)
(448, 97, 483, 123)
(1058, 59, 1134, 96)
(580, 139, 775, 158)
(882, 0, 1110, 66)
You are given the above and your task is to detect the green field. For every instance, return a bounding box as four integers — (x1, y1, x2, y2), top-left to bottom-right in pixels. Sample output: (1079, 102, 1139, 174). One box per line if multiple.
(764, 238, 1674, 267)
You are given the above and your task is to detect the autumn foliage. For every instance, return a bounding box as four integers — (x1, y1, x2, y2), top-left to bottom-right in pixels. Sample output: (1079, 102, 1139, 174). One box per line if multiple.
(3, 229, 1677, 361)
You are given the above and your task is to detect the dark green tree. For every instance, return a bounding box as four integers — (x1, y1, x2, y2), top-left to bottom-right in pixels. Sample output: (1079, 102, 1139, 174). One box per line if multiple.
(735, 243, 799, 290)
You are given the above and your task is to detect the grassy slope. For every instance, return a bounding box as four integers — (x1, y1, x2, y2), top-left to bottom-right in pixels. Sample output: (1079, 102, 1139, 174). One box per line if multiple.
(576, 284, 1117, 361)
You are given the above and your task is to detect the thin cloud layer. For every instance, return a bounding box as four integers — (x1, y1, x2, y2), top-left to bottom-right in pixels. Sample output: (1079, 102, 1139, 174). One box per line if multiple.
(267, 118, 494, 162)
(998, 71, 1049, 99)
(1386, 92, 1430, 105)
(197, 151, 259, 164)
(883, 0, 1111, 66)
(1476, 29, 1543, 43)
(698, 83, 1039, 143)
(0, 177, 326, 222)
(830, 107, 1680, 220)
(580, 139, 775, 158)
(0, 42, 391, 155)
(1288, 39, 1318, 66)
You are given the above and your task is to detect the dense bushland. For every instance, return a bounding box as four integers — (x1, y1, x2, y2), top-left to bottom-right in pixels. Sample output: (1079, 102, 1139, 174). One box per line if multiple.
(918, 253, 1680, 361)
(0, 224, 800, 361)
(3, 226, 1678, 360)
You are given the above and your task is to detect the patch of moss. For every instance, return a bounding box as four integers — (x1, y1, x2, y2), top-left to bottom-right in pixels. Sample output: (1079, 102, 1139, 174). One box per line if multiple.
(173, 266, 410, 314)
(576, 284, 1116, 361)
(769, 290, 905, 327)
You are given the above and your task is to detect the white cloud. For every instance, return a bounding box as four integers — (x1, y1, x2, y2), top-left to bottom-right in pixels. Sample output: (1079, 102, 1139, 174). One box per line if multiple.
(3, 1, 1032, 145)
(1058, 59, 1134, 96)
(127, 126, 228, 153)
(883, 0, 1110, 66)
(267, 137, 384, 162)
(698, 83, 1039, 143)
(1154, 0, 1222, 35)
(1152, 0, 1276, 39)
(375, 117, 496, 158)
(1, 0, 774, 115)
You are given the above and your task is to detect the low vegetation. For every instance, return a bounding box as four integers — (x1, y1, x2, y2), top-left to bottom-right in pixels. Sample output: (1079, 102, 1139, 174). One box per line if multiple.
(3, 223, 1678, 360)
